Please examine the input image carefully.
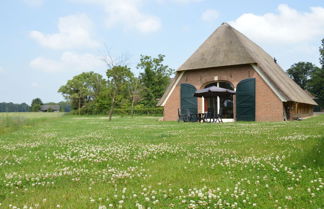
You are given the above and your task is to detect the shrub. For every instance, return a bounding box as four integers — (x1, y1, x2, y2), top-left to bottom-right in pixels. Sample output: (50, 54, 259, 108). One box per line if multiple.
(113, 107, 163, 116)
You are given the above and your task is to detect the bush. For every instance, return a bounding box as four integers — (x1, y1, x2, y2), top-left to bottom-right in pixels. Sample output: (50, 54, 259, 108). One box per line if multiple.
(70, 104, 163, 116)
(113, 107, 163, 116)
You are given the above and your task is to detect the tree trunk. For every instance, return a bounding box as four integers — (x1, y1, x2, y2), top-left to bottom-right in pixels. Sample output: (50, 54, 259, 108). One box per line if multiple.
(131, 95, 135, 118)
(78, 97, 81, 115)
(108, 90, 116, 121)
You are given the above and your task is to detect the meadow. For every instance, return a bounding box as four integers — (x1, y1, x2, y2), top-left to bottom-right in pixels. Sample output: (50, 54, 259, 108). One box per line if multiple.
(0, 113, 323, 209)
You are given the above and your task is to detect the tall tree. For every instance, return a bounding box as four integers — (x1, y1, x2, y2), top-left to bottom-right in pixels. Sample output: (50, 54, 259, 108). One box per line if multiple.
(287, 62, 318, 90)
(308, 67, 324, 108)
(137, 54, 174, 107)
(106, 65, 133, 120)
(128, 76, 142, 117)
(58, 72, 106, 114)
(320, 38, 324, 69)
(31, 98, 43, 112)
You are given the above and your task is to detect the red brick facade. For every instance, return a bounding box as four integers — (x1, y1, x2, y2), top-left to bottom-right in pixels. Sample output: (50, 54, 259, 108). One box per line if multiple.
(163, 65, 286, 121)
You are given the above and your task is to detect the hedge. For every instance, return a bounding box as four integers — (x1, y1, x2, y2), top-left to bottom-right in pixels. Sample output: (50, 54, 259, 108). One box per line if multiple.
(113, 107, 163, 115)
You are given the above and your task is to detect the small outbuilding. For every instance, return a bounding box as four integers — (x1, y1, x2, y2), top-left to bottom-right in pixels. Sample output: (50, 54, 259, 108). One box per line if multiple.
(40, 105, 60, 112)
(158, 23, 317, 121)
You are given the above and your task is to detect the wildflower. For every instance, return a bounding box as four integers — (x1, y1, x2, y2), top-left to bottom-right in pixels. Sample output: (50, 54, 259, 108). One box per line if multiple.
(285, 196, 292, 200)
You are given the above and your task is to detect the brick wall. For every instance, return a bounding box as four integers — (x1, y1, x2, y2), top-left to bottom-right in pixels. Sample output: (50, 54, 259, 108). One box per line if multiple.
(163, 64, 285, 121)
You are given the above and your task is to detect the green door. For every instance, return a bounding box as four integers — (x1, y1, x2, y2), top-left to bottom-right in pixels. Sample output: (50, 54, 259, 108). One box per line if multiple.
(181, 83, 197, 121)
(236, 78, 256, 121)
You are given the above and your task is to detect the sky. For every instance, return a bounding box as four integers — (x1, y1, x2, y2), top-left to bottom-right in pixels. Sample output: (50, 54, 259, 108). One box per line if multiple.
(1, 0, 324, 104)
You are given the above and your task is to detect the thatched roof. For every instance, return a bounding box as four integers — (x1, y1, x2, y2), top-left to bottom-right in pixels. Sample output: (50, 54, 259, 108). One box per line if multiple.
(158, 23, 317, 106)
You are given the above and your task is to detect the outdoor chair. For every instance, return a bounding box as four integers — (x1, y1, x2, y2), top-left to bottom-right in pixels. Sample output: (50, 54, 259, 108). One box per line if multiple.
(178, 108, 190, 122)
(216, 114, 223, 123)
(204, 111, 223, 123)
(178, 109, 198, 122)
(188, 110, 198, 122)
(217, 107, 224, 123)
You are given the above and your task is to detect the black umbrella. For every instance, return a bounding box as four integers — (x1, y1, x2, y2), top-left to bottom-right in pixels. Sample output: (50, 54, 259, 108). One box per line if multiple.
(194, 86, 235, 120)
(194, 86, 236, 98)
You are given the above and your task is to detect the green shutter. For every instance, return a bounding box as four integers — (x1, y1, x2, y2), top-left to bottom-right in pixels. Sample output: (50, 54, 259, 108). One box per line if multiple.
(236, 78, 256, 121)
(181, 83, 198, 121)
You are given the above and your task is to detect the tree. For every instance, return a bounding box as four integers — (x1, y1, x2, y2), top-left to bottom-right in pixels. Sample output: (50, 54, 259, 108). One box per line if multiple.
(58, 101, 71, 112)
(106, 65, 133, 120)
(308, 67, 324, 108)
(137, 54, 174, 107)
(320, 38, 324, 69)
(287, 38, 324, 110)
(31, 98, 43, 112)
(128, 76, 142, 117)
(287, 62, 318, 90)
(58, 72, 106, 115)
(0, 103, 30, 112)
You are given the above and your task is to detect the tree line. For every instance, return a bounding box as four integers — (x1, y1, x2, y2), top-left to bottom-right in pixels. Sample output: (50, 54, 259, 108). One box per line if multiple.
(0, 103, 30, 112)
(287, 38, 324, 110)
(0, 100, 70, 113)
(58, 54, 174, 119)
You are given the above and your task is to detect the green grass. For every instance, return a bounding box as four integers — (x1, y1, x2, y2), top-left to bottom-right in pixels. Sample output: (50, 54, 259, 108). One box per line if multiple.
(0, 113, 63, 134)
(0, 113, 323, 208)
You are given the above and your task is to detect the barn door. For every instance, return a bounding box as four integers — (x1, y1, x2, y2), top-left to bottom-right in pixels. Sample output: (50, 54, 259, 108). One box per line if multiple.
(236, 78, 256, 121)
(181, 83, 197, 121)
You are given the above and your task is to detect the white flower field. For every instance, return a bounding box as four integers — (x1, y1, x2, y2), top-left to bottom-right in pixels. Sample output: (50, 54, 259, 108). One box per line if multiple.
(0, 113, 323, 208)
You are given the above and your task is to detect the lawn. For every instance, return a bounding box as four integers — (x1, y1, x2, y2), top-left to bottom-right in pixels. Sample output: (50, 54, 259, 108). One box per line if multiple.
(0, 113, 323, 209)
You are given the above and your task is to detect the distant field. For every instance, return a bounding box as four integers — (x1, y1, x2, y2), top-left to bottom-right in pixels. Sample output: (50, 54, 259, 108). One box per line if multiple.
(0, 113, 323, 208)
(0, 113, 63, 134)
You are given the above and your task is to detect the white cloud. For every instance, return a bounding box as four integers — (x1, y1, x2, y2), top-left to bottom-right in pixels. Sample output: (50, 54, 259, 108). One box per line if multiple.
(201, 9, 219, 22)
(30, 14, 99, 50)
(70, 0, 161, 33)
(230, 4, 324, 44)
(30, 52, 106, 73)
(23, 0, 43, 7)
(0, 66, 5, 73)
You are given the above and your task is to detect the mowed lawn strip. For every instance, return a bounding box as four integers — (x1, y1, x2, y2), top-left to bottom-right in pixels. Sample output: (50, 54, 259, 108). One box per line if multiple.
(0, 113, 323, 208)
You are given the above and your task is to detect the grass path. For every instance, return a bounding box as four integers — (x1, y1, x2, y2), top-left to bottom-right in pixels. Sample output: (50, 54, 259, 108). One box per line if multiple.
(0, 113, 323, 208)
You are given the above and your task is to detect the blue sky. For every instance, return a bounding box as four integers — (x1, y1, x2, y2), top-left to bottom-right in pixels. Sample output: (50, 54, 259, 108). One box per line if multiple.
(1, 0, 324, 104)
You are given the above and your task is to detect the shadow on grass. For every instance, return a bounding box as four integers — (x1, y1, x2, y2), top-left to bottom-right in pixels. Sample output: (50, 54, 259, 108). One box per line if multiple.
(300, 137, 324, 168)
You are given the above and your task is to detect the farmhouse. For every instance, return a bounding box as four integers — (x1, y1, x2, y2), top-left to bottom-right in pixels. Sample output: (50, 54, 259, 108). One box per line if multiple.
(158, 23, 317, 122)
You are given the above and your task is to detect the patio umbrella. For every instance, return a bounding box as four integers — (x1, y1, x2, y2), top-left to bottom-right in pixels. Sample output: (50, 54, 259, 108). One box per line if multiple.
(194, 86, 235, 120)
(194, 86, 236, 98)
